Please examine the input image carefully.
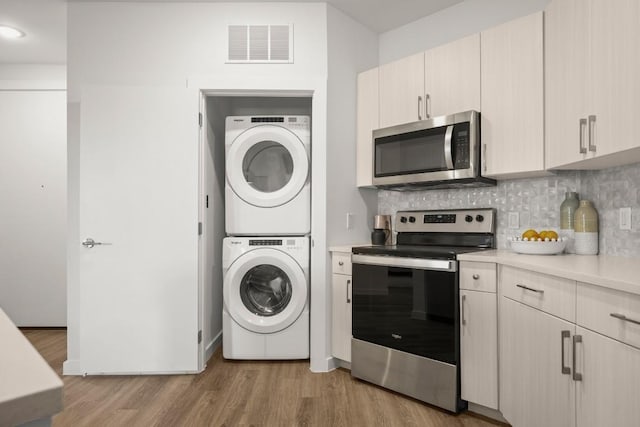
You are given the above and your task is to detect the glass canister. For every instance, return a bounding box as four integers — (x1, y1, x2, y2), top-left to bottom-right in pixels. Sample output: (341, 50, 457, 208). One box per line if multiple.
(559, 192, 580, 253)
(574, 200, 599, 255)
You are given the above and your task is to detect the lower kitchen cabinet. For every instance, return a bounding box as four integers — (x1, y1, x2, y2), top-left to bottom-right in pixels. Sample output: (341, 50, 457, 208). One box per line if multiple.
(576, 327, 640, 427)
(459, 261, 498, 409)
(331, 251, 352, 363)
(500, 297, 575, 427)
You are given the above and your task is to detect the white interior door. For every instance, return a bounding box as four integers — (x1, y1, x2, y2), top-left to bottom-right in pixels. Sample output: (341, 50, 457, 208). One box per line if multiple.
(0, 90, 67, 326)
(78, 86, 199, 374)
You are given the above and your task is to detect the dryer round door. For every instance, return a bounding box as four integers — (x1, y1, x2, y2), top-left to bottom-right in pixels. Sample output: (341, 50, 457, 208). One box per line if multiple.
(224, 248, 307, 334)
(226, 125, 309, 208)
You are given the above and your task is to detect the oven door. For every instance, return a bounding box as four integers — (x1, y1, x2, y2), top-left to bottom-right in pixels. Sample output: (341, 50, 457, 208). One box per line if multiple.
(351, 254, 459, 365)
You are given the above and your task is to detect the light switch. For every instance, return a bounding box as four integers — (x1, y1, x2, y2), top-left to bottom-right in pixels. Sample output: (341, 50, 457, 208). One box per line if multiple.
(620, 207, 632, 230)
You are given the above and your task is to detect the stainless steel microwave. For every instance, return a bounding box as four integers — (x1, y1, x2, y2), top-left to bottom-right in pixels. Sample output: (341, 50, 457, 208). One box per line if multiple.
(372, 110, 495, 189)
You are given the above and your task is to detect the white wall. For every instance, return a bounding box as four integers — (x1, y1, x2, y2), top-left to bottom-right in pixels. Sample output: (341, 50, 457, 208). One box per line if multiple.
(0, 65, 67, 327)
(67, 1, 330, 373)
(326, 5, 379, 248)
(379, 0, 550, 64)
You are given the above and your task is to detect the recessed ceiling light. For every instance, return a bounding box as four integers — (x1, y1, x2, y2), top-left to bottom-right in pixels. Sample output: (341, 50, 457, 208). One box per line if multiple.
(0, 25, 26, 39)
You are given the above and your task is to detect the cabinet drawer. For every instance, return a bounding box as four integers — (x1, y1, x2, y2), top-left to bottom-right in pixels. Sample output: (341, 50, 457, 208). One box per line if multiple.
(332, 252, 352, 275)
(577, 282, 640, 349)
(501, 265, 576, 322)
(460, 261, 497, 292)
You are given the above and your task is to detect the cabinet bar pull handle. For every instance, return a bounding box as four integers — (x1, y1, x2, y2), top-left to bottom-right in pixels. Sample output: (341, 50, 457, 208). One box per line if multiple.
(417, 95, 423, 120)
(425, 93, 431, 119)
(579, 118, 587, 154)
(572, 335, 583, 381)
(561, 330, 571, 375)
(346, 279, 351, 303)
(461, 294, 467, 325)
(588, 115, 597, 152)
(516, 283, 544, 294)
(482, 144, 487, 172)
(472, 274, 480, 280)
(610, 312, 640, 326)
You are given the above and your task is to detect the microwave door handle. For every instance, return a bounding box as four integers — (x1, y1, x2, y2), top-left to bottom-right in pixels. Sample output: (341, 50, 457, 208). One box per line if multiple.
(444, 125, 454, 170)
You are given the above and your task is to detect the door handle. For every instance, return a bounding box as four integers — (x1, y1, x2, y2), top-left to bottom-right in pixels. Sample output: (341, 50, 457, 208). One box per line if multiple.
(561, 330, 571, 375)
(588, 115, 597, 152)
(572, 334, 583, 381)
(425, 93, 431, 119)
(417, 95, 423, 120)
(610, 312, 640, 326)
(516, 283, 544, 294)
(461, 294, 467, 325)
(346, 279, 351, 304)
(82, 238, 112, 249)
(579, 118, 587, 154)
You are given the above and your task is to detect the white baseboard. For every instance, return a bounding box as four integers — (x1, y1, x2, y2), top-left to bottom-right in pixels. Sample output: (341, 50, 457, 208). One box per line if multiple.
(62, 359, 82, 376)
(205, 331, 222, 364)
(468, 403, 508, 423)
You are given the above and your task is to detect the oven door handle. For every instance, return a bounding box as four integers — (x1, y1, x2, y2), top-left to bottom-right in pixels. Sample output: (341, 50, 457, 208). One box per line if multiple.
(351, 254, 457, 272)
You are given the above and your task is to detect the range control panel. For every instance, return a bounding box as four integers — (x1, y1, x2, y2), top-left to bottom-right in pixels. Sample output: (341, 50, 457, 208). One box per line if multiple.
(396, 208, 496, 234)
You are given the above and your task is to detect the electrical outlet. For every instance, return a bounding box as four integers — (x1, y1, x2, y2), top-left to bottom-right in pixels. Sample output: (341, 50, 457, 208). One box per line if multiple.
(508, 212, 520, 229)
(620, 207, 632, 230)
(346, 213, 353, 230)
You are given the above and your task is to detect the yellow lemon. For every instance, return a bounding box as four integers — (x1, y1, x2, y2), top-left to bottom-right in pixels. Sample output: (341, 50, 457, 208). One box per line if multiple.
(539, 230, 549, 240)
(546, 230, 559, 240)
(522, 229, 539, 240)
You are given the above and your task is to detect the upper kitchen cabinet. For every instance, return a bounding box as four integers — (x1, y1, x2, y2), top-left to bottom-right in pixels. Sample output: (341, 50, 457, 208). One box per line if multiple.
(424, 34, 480, 119)
(378, 52, 425, 128)
(356, 68, 379, 187)
(546, 0, 640, 169)
(481, 12, 545, 178)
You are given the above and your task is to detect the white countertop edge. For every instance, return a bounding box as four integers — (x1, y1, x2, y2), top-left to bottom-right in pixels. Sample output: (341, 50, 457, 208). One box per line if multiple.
(0, 309, 64, 426)
(329, 244, 368, 253)
(459, 250, 640, 296)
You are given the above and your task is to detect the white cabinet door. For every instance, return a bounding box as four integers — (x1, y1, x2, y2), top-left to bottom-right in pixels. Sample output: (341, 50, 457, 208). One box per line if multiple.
(545, 0, 592, 168)
(379, 52, 424, 127)
(356, 68, 378, 188)
(481, 12, 545, 178)
(460, 290, 498, 409)
(589, 0, 640, 160)
(576, 327, 640, 427)
(424, 33, 480, 119)
(331, 273, 352, 362)
(500, 297, 576, 427)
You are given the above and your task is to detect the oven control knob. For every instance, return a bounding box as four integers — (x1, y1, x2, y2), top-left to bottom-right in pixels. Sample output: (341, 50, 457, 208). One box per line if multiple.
(465, 215, 473, 223)
(400, 216, 408, 223)
(409, 216, 416, 223)
(476, 214, 484, 222)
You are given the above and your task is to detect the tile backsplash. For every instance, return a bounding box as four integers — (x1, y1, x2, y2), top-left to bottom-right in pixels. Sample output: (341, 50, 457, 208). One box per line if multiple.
(378, 162, 640, 257)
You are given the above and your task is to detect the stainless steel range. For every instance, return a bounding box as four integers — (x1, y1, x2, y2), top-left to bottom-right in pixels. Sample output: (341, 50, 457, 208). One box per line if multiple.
(351, 208, 496, 413)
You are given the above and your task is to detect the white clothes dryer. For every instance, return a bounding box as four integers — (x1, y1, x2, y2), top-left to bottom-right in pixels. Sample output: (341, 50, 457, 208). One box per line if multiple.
(222, 236, 309, 360)
(225, 115, 310, 236)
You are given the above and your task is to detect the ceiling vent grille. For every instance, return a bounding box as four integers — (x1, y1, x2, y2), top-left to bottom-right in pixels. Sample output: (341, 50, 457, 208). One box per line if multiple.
(227, 24, 293, 63)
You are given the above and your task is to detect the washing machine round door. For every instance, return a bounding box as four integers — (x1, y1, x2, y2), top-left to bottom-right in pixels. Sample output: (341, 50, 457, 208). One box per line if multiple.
(224, 248, 307, 334)
(226, 125, 309, 208)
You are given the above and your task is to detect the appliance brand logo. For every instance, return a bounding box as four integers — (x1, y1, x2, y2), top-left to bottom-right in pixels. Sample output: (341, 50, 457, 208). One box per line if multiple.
(391, 334, 402, 340)
(230, 241, 242, 245)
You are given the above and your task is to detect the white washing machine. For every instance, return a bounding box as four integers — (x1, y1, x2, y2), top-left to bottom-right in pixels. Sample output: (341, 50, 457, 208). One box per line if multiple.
(222, 236, 309, 360)
(225, 115, 310, 236)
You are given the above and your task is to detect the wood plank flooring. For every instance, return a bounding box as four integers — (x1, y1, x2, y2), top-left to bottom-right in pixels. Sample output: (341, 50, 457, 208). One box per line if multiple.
(23, 329, 503, 427)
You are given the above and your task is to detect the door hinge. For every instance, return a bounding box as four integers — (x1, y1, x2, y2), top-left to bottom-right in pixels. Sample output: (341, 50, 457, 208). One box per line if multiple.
(198, 222, 202, 235)
(198, 330, 202, 344)
(198, 112, 203, 127)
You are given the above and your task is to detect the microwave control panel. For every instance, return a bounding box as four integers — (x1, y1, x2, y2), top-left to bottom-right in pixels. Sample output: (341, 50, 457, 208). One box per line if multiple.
(453, 123, 471, 169)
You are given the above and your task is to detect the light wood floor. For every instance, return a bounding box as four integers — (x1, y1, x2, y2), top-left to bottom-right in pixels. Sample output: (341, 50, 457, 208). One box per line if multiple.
(23, 329, 502, 427)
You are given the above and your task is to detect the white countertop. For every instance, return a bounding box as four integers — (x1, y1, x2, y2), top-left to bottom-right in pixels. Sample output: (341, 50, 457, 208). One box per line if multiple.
(329, 244, 368, 253)
(0, 309, 63, 426)
(459, 250, 640, 296)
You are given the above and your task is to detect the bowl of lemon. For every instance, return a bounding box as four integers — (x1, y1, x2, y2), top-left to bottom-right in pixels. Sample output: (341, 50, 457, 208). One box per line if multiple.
(509, 229, 567, 255)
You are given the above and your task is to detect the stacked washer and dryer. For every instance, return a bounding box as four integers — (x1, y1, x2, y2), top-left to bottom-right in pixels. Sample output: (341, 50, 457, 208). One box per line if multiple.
(222, 116, 311, 360)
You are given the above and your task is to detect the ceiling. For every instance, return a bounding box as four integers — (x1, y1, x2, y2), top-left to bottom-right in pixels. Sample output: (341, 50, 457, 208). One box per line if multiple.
(0, 0, 463, 64)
